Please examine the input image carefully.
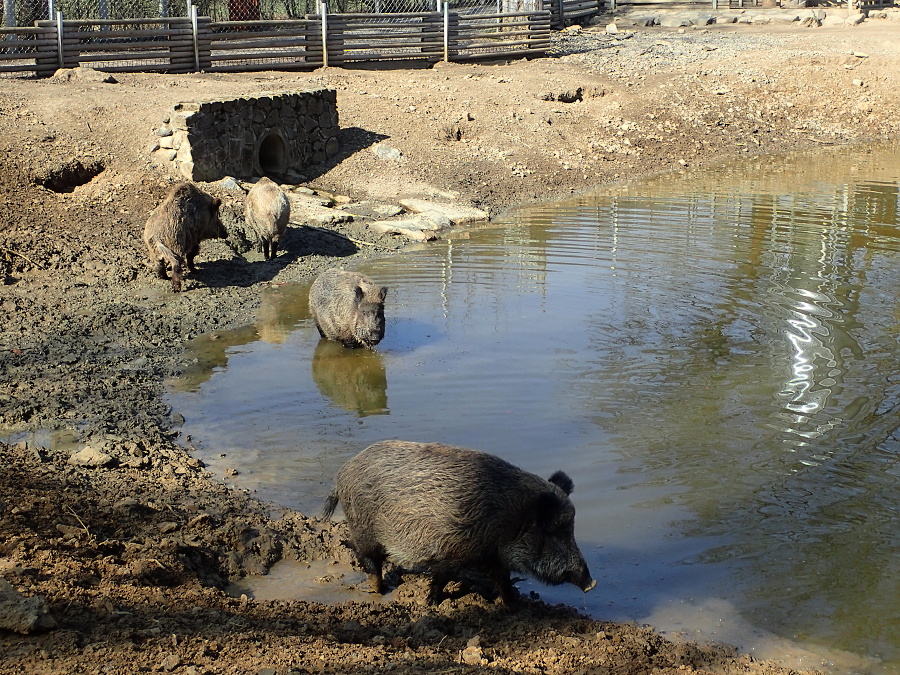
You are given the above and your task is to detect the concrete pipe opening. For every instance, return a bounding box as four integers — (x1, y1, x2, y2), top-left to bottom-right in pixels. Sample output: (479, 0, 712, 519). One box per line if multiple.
(257, 131, 288, 176)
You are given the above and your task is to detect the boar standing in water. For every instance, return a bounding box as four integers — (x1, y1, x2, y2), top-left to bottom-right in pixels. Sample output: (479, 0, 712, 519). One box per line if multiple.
(322, 440, 596, 605)
(142, 182, 226, 292)
(244, 176, 290, 260)
(309, 269, 387, 349)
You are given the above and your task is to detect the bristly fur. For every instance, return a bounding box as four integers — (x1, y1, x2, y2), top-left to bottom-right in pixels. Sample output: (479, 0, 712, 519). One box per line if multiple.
(309, 269, 388, 349)
(142, 182, 226, 292)
(244, 177, 290, 260)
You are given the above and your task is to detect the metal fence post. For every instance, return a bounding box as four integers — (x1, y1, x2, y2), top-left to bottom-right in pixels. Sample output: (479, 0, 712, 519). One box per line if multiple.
(320, 0, 328, 68)
(443, 0, 449, 62)
(190, 4, 199, 72)
(55, 10, 63, 68)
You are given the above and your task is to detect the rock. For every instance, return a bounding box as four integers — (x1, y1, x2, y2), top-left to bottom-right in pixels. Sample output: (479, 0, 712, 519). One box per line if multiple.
(220, 176, 244, 192)
(659, 15, 692, 27)
(846, 12, 866, 25)
(605, 23, 619, 34)
(772, 12, 800, 23)
(369, 216, 447, 241)
(49, 66, 118, 84)
(0, 580, 56, 633)
(288, 191, 333, 208)
(372, 143, 405, 161)
(799, 15, 820, 27)
(160, 654, 181, 671)
(462, 645, 485, 665)
(338, 201, 404, 219)
(67, 445, 115, 468)
(286, 195, 353, 228)
(398, 199, 489, 225)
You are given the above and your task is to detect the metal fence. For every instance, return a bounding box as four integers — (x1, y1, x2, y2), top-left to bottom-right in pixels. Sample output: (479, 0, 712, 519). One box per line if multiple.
(2, 0, 507, 24)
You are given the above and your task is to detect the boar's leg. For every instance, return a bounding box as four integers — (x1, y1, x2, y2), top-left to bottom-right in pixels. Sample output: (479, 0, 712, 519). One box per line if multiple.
(270, 240, 279, 259)
(346, 538, 387, 594)
(154, 257, 169, 280)
(492, 567, 518, 605)
(426, 566, 454, 606)
(261, 239, 271, 260)
(359, 555, 385, 594)
(170, 262, 184, 293)
(186, 244, 200, 273)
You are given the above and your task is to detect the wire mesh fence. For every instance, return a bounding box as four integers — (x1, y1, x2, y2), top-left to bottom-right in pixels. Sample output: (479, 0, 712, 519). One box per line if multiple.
(3, 0, 505, 25)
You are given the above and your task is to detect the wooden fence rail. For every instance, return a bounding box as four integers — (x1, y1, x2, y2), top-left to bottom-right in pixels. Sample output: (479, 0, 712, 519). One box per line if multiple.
(2, 1, 570, 77)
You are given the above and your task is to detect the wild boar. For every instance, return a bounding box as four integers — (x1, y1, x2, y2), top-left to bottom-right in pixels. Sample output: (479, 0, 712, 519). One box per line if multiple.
(308, 269, 387, 349)
(244, 176, 290, 260)
(142, 182, 226, 292)
(322, 440, 596, 605)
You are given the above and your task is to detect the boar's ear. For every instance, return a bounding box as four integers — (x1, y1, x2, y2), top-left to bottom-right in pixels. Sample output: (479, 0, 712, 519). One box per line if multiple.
(210, 197, 222, 212)
(354, 285, 365, 303)
(548, 471, 574, 495)
(534, 491, 564, 528)
(377, 286, 388, 302)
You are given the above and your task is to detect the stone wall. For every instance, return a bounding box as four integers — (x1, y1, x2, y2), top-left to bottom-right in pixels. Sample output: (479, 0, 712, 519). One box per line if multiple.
(150, 88, 339, 182)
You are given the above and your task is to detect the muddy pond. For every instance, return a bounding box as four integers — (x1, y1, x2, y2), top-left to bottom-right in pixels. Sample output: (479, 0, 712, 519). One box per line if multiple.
(168, 143, 900, 675)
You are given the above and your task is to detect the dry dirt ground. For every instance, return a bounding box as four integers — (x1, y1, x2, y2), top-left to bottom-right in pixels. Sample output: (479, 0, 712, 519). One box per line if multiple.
(2, 8, 900, 674)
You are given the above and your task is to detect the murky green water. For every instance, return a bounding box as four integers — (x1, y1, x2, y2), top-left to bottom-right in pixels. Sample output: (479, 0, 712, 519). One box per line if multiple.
(168, 143, 900, 675)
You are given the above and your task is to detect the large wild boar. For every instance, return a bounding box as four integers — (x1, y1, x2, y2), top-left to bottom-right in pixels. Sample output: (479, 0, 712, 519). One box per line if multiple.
(308, 269, 387, 349)
(322, 440, 596, 605)
(244, 176, 290, 260)
(142, 182, 226, 292)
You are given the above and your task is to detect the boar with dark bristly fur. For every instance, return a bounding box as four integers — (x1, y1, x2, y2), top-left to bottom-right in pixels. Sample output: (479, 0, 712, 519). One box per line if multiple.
(142, 182, 226, 292)
(322, 440, 596, 605)
(309, 269, 387, 349)
(244, 176, 290, 260)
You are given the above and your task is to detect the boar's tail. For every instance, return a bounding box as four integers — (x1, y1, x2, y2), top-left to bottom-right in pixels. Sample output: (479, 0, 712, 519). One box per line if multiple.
(155, 240, 183, 269)
(321, 490, 340, 519)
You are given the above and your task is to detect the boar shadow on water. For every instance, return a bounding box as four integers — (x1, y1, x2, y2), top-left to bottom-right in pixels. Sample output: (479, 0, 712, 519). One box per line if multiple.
(322, 440, 596, 607)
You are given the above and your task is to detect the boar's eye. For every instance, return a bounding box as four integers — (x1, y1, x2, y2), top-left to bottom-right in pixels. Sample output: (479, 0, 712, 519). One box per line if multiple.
(535, 491, 563, 528)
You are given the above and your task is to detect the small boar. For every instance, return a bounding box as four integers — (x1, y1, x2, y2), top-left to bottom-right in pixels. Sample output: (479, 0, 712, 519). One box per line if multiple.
(322, 440, 596, 605)
(244, 176, 290, 260)
(309, 269, 387, 349)
(142, 182, 226, 292)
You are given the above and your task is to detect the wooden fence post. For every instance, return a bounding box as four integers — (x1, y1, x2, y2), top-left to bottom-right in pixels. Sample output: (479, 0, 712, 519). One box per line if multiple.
(195, 15, 211, 70)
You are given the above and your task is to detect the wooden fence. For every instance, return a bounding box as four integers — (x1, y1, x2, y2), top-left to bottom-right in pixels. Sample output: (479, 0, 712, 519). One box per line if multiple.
(0, 0, 587, 77)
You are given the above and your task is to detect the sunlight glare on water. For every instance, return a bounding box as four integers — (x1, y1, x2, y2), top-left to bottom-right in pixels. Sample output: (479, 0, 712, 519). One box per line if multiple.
(168, 143, 900, 675)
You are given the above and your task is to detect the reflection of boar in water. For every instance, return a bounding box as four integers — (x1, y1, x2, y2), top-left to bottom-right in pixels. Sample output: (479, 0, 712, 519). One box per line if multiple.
(323, 440, 596, 605)
(309, 269, 387, 350)
(244, 177, 290, 260)
(142, 182, 226, 292)
(311, 340, 388, 416)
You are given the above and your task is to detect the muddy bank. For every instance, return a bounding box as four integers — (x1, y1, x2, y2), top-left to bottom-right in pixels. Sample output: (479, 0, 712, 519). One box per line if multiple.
(3, 13, 900, 674)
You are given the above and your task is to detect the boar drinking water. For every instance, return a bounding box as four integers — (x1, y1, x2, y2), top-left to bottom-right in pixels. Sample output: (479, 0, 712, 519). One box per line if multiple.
(322, 440, 596, 605)
(142, 182, 226, 292)
(244, 176, 290, 260)
(309, 269, 387, 349)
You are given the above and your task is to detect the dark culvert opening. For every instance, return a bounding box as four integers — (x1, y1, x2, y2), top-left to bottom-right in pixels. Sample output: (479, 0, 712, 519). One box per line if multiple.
(258, 133, 288, 175)
(33, 159, 105, 193)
